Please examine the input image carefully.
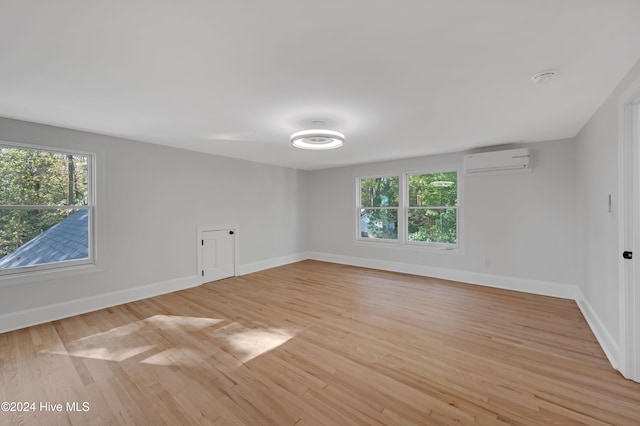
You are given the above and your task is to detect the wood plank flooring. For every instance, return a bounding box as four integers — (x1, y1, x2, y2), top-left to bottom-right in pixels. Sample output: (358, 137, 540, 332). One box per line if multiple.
(1, 260, 639, 425)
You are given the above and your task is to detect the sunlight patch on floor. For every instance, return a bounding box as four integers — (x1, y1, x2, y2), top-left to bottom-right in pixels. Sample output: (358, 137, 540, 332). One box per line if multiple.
(42, 314, 295, 365)
(144, 315, 225, 331)
(42, 315, 225, 362)
(44, 321, 151, 362)
(140, 347, 208, 367)
(224, 327, 294, 363)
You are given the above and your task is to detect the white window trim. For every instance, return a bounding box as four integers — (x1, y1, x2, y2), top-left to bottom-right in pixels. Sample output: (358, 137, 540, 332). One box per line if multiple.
(355, 169, 463, 252)
(0, 141, 97, 280)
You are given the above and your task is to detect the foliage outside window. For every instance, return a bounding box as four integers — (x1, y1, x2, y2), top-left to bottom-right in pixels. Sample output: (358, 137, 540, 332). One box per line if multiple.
(359, 176, 399, 240)
(407, 171, 457, 246)
(0, 144, 92, 274)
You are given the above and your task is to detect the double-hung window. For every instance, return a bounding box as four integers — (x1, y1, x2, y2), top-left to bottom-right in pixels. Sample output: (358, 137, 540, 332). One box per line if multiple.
(358, 176, 399, 241)
(357, 171, 459, 248)
(0, 143, 94, 275)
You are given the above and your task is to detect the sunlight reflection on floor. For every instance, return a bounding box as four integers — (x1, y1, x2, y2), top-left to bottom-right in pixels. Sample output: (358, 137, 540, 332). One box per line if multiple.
(45, 321, 152, 362)
(140, 347, 208, 367)
(43, 314, 296, 365)
(144, 315, 225, 331)
(224, 327, 294, 363)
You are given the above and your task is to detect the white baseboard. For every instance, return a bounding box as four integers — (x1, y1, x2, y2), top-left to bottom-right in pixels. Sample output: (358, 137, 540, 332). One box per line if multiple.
(0, 252, 305, 334)
(0, 275, 200, 334)
(305, 251, 580, 300)
(237, 253, 308, 276)
(304, 252, 624, 373)
(2, 251, 615, 377)
(575, 292, 621, 370)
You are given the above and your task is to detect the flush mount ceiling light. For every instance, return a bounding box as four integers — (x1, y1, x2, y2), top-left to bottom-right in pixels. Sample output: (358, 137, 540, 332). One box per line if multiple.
(531, 70, 557, 85)
(291, 128, 345, 150)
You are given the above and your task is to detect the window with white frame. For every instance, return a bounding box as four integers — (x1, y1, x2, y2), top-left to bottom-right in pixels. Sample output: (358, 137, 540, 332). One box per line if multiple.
(407, 171, 458, 247)
(357, 171, 459, 248)
(0, 143, 94, 275)
(358, 176, 399, 241)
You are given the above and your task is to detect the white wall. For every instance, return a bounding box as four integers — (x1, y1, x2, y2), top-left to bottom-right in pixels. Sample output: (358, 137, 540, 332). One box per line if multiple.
(1, 60, 636, 376)
(306, 139, 579, 297)
(0, 117, 307, 331)
(574, 58, 640, 364)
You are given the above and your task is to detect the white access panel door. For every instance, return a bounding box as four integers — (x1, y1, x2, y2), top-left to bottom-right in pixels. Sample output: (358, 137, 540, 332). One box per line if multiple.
(201, 229, 235, 282)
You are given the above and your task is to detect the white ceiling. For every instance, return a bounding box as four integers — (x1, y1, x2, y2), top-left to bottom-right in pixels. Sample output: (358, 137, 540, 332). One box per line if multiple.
(1, 1, 640, 170)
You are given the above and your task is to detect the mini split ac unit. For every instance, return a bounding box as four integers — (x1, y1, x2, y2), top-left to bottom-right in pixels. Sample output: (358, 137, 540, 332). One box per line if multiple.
(464, 148, 531, 175)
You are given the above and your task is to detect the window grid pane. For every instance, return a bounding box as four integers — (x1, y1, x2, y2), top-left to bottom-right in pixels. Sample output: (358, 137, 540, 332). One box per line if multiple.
(408, 172, 457, 207)
(0, 147, 89, 206)
(360, 208, 398, 240)
(0, 209, 89, 269)
(360, 176, 399, 207)
(407, 208, 457, 244)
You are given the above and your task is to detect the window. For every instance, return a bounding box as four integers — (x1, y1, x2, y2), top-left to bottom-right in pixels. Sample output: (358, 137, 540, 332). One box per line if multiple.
(358, 176, 399, 240)
(0, 143, 93, 275)
(357, 170, 459, 249)
(407, 171, 458, 247)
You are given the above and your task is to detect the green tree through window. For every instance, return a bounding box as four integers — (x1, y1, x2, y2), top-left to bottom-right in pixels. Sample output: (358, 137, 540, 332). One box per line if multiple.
(357, 171, 459, 247)
(0, 144, 91, 271)
(359, 176, 399, 240)
(407, 172, 457, 244)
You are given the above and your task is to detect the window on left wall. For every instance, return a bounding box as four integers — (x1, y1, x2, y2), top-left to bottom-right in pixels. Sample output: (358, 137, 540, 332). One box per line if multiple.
(358, 175, 400, 241)
(0, 143, 94, 275)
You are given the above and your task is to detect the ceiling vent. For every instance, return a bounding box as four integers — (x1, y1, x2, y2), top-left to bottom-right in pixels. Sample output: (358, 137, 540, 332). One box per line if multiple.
(464, 148, 531, 175)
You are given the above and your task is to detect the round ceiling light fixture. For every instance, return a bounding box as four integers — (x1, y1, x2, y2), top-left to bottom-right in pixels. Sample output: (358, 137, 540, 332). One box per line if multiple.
(531, 70, 557, 85)
(291, 128, 345, 150)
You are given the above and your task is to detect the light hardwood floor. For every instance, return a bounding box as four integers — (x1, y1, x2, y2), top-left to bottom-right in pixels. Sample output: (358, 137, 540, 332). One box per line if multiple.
(1, 260, 639, 425)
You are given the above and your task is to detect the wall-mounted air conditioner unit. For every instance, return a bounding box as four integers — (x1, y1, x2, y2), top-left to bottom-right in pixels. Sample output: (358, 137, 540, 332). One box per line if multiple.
(464, 148, 531, 175)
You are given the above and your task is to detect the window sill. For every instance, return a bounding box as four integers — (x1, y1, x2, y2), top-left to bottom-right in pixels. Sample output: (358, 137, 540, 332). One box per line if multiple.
(0, 262, 100, 288)
(355, 239, 464, 255)
(356, 238, 401, 245)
